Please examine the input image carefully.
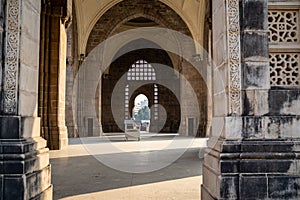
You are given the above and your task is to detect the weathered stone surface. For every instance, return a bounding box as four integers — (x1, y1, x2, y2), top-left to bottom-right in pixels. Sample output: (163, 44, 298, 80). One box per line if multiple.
(203, 138, 300, 199)
(0, 116, 21, 139)
(242, 0, 268, 30)
(0, 138, 51, 200)
(0, 175, 3, 200)
(243, 61, 270, 89)
(4, 176, 25, 200)
(220, 161, 239, 173)
(220, 176, 239, 199)
(243, 89, 270, 115)
(223, 117, 243, 139)
(242, 33, 269, 60)
(212, 115, 300, 140)
(240, 175, 268, 199)
(269, 89, 300, 116)
(268, 176, 300, 199)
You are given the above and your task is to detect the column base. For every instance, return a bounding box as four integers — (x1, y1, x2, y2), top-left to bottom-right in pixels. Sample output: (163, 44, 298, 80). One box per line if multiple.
(202, 138, 300, 199)
(43, 126, 68, 150)
(0, 137, 52, 200)
(67, 126, 78, 138)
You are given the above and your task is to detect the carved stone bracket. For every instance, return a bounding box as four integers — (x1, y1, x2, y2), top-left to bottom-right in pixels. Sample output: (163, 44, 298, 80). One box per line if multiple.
(3, 0, 20, 114)
(226, 0, 242, 115)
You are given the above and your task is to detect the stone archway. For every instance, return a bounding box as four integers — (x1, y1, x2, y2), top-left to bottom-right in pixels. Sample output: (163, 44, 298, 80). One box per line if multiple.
(100, 39, 183, 133)
(128, 84, 181, 133)
(77, 0, 210, 137)
(84, 0, 193, 54)
(1, 0, 300, 199)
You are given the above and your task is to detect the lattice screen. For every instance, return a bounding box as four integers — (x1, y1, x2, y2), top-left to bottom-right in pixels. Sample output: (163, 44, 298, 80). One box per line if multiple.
(127, 60, 156, 81)
(270, 53, 299, 86)
(125, 60, 159, 120)
(268, 3, 300, 87)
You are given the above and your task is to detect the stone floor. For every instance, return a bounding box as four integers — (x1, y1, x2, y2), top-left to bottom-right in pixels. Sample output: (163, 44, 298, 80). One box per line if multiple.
(50, 133, 207, 200)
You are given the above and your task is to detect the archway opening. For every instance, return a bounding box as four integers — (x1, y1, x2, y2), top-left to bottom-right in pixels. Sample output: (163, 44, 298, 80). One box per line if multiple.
(101, 39, 181, 133)
(77, 0, 210, 137)
(132, 94, 151, 132)
(48, 0, 213, 199)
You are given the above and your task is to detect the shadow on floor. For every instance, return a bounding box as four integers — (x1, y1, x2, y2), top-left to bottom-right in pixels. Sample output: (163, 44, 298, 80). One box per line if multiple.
(69, 133, 185, 144)
(51, 146, 203, 199)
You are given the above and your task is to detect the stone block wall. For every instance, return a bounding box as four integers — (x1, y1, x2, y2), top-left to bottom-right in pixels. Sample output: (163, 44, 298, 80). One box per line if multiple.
(202, 0, 300, 199)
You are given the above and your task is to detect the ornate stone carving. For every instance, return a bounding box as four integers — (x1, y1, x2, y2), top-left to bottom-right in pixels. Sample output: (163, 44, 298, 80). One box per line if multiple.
(226, 0, 242, 114)
(270, 53, 299, 86)
(268, 10, 299, 43)
(3, 0, 20, 114)
(268, 7, 300, 87)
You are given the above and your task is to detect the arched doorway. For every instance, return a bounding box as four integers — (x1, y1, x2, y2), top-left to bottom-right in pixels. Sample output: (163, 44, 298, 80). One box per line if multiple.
(132, 94, 151, 131)
(74, 0, 210, 137)
(70, 1, 211, 136)
(101, 39, 181, 133)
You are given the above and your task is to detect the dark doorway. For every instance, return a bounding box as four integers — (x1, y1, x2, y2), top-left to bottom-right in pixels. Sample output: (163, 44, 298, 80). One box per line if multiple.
(88, 118, 93, 136)
(188, 118, 194, 136)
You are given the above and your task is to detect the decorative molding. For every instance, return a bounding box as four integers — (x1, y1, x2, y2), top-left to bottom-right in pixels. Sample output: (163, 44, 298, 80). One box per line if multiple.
(226, 0, 242, 115)
(3, 0, 20, 114)
(0, 0, 4, 98)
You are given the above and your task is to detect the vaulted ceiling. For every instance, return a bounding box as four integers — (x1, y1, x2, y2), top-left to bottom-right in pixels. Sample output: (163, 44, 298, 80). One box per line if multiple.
(74, 0, 207, 54)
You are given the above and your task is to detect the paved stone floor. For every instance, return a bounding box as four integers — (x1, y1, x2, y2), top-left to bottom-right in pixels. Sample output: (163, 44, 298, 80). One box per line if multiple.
(50, 133, 207, 200)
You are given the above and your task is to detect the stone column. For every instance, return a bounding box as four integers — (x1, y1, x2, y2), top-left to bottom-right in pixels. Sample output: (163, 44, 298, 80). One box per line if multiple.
(65, 16, 79, 138)
(202, 0, 300, 199)
(180, 60, 207, 137)
(39, 0, 70, 149)
(79, 57, 103, 137)
(0, 0, 52, 199)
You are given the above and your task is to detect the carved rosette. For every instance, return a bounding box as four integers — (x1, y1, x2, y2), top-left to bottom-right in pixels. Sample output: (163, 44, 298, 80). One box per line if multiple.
(226, 0, 242, 115)
(3, 0, 20, 114)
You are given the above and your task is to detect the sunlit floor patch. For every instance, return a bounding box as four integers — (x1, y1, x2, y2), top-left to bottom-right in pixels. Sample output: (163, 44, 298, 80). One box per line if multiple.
(60, 176, 202, 200)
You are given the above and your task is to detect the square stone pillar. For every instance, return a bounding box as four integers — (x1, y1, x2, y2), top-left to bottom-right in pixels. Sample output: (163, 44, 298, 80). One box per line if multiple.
(202, 0, 300, 199)
(39, 0, 70, 150)
(0, 0, 52, 199)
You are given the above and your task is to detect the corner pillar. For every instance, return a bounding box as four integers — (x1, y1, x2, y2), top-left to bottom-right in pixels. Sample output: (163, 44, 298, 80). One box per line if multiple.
(0, 0, 52, 199)
(202, 0, 300, 199)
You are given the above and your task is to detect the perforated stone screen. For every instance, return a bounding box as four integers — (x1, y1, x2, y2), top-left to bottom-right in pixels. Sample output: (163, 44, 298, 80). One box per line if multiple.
(125, 60, 158, 120)
(268, 4, 300, 87)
